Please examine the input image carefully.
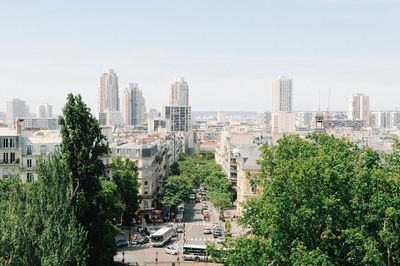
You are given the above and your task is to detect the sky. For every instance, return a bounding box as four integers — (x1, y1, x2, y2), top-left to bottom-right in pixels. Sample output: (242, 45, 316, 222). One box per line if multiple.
(0, 0, 399, 114)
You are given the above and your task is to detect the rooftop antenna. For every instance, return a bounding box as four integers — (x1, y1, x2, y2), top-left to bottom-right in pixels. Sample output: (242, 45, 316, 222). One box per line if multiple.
(326, 88, 331, 130)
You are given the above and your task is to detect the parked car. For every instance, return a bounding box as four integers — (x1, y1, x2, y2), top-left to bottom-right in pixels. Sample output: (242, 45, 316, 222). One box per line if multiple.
(137, 236, 149, 244)
(190, 194, 196, 200)
(201, 208, 208, 215)
(116, 240, 129, 248)
(213, 228, 222, 238)
(177, 225, 184, 233)
(203, 227, 212, 234)
(195, 198, 200, 203)
(165, 245, 178, 255)
(176, 213, 183, 222)
(217, 236, 225, 243)
(147, 227, 156, 235)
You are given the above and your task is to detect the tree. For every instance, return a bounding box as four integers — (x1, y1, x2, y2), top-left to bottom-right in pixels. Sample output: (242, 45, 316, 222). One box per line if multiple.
(111, 156, 141, 224)
(211, 134, 400, 265)
(58, 93, 115, 265)
(163, 175, 192, 208)
(0, 153, 88, 265)
(170, 162, 181, 176)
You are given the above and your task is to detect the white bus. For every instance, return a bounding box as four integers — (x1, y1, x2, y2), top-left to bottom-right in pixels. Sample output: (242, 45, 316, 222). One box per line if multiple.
(150, 227, 175, 247)
(182, 244, 209, 262)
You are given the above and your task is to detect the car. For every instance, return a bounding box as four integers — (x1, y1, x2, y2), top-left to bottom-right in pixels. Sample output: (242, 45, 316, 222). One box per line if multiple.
(116, 240, 129, 248)
(177, 225, 184, 233)
(190, 194, 196, 200)
(213, 228, 222, 238)
(213, 223, 220, 228)
(203, 227, 212, 234)
(165, 245, 178, 255)
(195, 198, 200, 203)
(202, 203, 208, 208)
(136, 236, 149, 244)
(147, 227, 156, 235)
(217, 236, 225, 243)
(201, 208, 208, 214)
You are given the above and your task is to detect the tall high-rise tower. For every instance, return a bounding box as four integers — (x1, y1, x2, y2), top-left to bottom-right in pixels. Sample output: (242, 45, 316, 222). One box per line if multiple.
(37, 104, 52, 118)
(170, 78, 189, 106)
(6, 99, 29, 125)
(272, 75, 293, 113)
(122, 83, 146, 125)
(99, 69, 119, 112)
(347, 93, 370, 126)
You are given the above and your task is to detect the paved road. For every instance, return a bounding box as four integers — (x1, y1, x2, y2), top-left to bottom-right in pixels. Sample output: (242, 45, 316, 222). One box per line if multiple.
(114, 197, 223, 265)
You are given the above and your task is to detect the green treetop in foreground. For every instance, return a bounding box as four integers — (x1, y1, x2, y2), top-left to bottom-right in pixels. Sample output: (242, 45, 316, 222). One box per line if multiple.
(210, 134, 400, 265)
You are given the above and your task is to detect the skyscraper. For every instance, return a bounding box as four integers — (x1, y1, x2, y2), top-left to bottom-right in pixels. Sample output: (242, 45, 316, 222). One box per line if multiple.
(272, 75, 293, 113)
(272, 75, 295, 133)
(99, 69, 119, 112)
(170, 78, 189, 106)
(122, 83, 146, 126)
(347, 93, 370, 126)
(6, 99, 29, 125)
(37, 104, 52, 118)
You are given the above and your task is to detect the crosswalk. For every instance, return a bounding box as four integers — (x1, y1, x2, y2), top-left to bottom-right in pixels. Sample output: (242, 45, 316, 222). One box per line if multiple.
(129, 243, 151, 248)
(187, 222, 212, 227)
(186, 237, 217, 242)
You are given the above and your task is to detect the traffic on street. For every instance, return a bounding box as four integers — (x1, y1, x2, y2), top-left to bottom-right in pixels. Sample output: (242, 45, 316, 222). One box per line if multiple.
(114, 187, 225, 265)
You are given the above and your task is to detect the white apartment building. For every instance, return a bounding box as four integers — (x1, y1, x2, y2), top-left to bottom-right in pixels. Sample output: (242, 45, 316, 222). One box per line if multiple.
(236, 147, 262, 215)
(217, 111, 226, 123)
(161, 106, 192, 132)
(109, 140, 169, 221)
(169, 78, 189, 106)
(271, 112, 296, 133)
(122, 83, 146, 126)
(347, 93, 370, 127)
(272, 75, 293, 113)
(99, 69, 119, 113)
(98, 109, 124, 128)
(0, 127, 21, 178)
(6, 99, 29, 126)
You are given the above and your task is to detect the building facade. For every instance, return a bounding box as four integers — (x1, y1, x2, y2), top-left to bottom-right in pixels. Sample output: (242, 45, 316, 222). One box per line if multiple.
(37, 104, 52, 118)
(122, 83, 146, 126)
(161, 106, 192, 132)
(347, 93, 370, 127)
(99, 69, 119, 113)
(6, 99, 29, 126)
(272, 75, 293, 113)
(169, 78, 189, 106)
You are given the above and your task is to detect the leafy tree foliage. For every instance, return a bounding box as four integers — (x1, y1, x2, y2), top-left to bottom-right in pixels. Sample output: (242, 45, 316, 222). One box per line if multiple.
(111, 156, 141, 224)
(211, 134, 400, 265)
(59, 93, 117, 265)
(170, 161, 181, 176)
(0, 153, 88, 265)
(163, 175, 192, 208)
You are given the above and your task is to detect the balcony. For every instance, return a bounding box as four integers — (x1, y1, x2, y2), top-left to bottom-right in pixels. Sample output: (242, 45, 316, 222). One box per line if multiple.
(142, 193, 154, 200)
(0, 159, 19, 165)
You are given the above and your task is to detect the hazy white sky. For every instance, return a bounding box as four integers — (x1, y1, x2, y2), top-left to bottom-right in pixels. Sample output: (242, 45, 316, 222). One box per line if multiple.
(0, 0, 399, 114)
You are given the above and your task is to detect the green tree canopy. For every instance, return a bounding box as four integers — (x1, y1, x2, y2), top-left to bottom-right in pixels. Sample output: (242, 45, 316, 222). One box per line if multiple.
(111, 156, 141, 224)
(211, 134, 400, 265)
(163, 175, 192, 207)
(59, 93, 116, 265)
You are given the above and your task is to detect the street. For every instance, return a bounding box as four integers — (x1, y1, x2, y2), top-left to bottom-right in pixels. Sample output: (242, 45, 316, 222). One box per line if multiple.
(114, 198, 223, 265)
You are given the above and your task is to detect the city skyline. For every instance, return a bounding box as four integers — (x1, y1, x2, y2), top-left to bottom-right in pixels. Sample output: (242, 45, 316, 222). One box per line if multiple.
(1, 1, 399, 114)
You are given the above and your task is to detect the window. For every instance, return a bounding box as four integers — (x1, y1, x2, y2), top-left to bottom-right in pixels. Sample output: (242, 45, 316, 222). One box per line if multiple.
(3, 138, 8, 148)
(40, 145, 47, 155)
(9, 138, 14, 148)
(144, 181, 148, 186)
(27, 159, 32, 168)
(3, 153, 8, 163)
(127, 149, 131, 155)
(117, 149, 121, 155)
(3, 168, 9, 178)
(144, 170, 149, 177)
(27, 173, 33, 183)
(10, 153, 15, 163)
(26, 145, 32, 155)
(144, 191, 148, 195)
(143, 201, 148, 209)
(54, 144, 61, 152)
